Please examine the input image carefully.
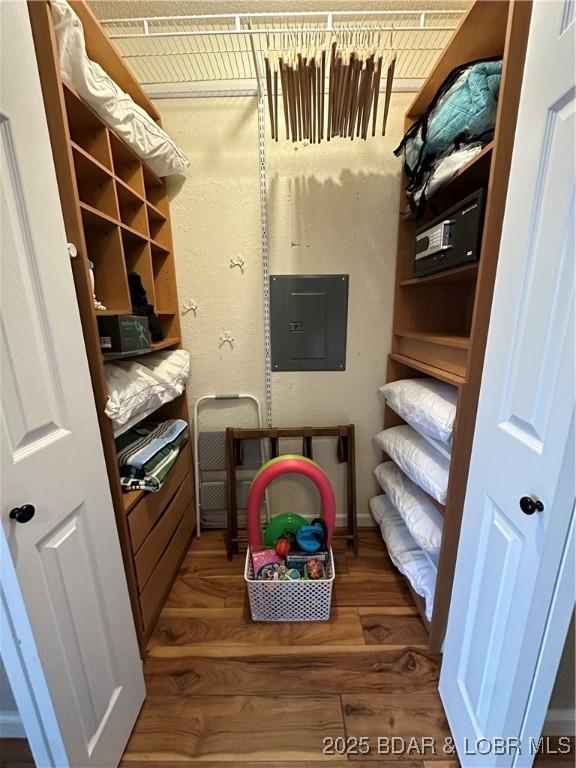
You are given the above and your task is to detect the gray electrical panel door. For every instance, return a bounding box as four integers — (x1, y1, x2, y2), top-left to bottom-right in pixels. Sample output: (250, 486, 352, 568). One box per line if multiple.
(270, 274, 349, 371)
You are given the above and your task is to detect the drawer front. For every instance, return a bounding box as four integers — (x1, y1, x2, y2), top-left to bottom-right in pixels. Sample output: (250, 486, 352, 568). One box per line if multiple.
(140, 502, 195, 631)
(128, 443, 193, 553)
(396, 337, 468, 378)
(135, 475, 193, 592)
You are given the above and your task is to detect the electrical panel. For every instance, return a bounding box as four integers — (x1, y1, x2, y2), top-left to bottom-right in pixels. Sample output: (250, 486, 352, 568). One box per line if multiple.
(270, 274, 349, 371)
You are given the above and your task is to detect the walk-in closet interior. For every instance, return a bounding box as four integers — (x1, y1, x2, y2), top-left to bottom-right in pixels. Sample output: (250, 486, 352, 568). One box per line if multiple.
(29, 0, 530, 653)
(19, 0, 569, 761)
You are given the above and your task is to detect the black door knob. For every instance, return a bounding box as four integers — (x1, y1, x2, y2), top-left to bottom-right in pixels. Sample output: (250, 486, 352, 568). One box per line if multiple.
(9, 504, 35, 524)
(519, 496, 544, 515)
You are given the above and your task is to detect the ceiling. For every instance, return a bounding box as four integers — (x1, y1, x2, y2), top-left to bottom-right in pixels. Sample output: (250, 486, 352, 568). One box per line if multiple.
(90, 1, 471, 19)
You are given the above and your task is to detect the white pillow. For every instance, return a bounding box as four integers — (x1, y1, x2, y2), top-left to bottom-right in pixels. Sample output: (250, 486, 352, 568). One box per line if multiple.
(369, 494, 436, 620)
(105, 350, 190, 431)
(375, 425, 450, 505)
(374, 462, 443, 558)
(379, 378, 457, 445)
(51, 0, 189, 177)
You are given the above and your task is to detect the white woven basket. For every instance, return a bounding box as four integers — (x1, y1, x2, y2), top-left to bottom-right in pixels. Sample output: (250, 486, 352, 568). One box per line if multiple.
(244, 548, 335, 622)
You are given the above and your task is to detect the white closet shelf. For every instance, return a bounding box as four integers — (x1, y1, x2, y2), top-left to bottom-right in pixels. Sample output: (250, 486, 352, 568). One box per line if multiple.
(94, 7, 466, 95)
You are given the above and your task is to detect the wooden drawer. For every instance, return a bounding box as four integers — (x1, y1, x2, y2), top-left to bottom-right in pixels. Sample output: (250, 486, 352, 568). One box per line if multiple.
(140, 501, 195, 631)
(128, 443, 193, 553)
(395, 336, 468, 378)
(134, 475, 193, 592)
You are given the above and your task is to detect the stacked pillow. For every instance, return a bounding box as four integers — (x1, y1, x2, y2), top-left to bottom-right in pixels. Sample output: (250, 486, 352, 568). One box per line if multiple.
(369, 377, 458, 618)
(105, 350, 190, 434)
(375, 425, 450, 505)
(379, 377, 457, 447)
(369, 494, 436, 621)
(373, 462, 443, 564)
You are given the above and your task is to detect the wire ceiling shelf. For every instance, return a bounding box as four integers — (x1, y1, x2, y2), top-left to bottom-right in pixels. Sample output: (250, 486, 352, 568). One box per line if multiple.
(99, 9, 465, 95)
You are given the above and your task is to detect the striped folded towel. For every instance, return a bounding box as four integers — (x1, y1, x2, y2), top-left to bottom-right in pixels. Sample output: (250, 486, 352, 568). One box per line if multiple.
(116, 418, 189, 493)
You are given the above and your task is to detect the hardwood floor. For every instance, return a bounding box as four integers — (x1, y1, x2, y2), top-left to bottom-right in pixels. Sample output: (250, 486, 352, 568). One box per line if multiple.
(121, 530, 452, 765)
(0, 738, 35, 768)
(4, 532, 573, 767)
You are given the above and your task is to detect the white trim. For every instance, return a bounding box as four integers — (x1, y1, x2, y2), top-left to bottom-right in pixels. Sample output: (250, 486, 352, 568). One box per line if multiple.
(513, 503, 576, 767)
(0, 710, 25, 739)
(0, 529, 68, 767)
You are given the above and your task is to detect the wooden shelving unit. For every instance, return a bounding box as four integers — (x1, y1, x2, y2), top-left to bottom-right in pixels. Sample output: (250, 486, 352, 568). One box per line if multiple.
(384, 0, 532, 652)
(28, 0, 195, 652)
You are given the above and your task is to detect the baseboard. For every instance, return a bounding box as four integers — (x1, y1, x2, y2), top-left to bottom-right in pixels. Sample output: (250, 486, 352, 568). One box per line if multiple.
(333, 512, 377, 529)
(0, 709, 25, 739)
(356, 511, 377, 528)
(542, 708, 576, 736)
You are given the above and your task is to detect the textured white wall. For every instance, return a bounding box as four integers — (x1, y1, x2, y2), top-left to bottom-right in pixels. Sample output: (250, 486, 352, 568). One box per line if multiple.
(158, 92, 412, 524)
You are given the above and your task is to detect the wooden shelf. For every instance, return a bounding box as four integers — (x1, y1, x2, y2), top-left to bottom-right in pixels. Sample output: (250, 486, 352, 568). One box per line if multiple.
(389, 353, 466, 387)
(120, 221, 149, 244)
(117, 184, 149, 237)
(399, 263, 479, 287)
(151, 337, 181, 352)
(115, 174, 144, 201)
(150, 238, 170, 255)
(102, 337, 181, 363)
(32, 0, 190, 656)
(71, 141, 114, 178)
(381, 0, 532, 652)
(80, 201, 119, 229)
(452, 141, 493, 183)
(401, 142, 494, 222)
(96, 309, 132, 316)
(110, 131, 146, 197)
(147, 201, 167, 222)
(395, 330, 471, 349)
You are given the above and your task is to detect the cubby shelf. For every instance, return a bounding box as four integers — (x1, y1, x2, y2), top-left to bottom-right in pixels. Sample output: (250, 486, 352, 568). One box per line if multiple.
(150, 239, 170, 255)
(400, 142, 494, 222)
(151, 337, 181, 351)
(32, 0, 192, 653)
(399, 263, 479, 287)
(102, 336, 181, 363)
(389, 353, 467, 387)
(395, 329, 471, 349)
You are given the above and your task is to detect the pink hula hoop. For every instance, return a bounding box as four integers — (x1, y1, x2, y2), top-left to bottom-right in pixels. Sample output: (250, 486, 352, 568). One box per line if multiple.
(246, 456, 336, 548)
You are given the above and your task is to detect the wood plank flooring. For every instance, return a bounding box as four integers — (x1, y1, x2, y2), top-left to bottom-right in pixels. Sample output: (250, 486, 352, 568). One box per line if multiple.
(3, 535, 573, 767)
(120, 532, 575, 766)
(122, 530, 453, 765)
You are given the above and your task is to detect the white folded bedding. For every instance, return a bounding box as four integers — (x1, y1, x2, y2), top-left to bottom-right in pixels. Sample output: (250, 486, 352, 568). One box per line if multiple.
(369, 494, 436, 620)
(379, 377, 458, 446)
(51, 0, 189, 177)
(375, 425, 450, 505)
(105, 350, 190, 434)
(373, 462, 443, 561)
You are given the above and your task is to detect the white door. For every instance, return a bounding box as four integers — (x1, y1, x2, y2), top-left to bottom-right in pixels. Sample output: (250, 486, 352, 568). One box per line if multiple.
(0, 3, 145, 767)
(440, 2, 575, 766)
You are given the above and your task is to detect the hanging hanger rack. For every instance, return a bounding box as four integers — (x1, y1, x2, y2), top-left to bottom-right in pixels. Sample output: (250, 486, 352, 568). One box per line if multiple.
(98, 9, 465, 98)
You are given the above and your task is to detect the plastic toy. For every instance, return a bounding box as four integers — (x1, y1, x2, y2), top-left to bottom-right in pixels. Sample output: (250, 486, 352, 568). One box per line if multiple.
(263, 512, 307, 547)
(295, 517, 328, 553)
(247, 455, 336, 549)
(275, 537, 292, 557)
(305, 558, 325, 580)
